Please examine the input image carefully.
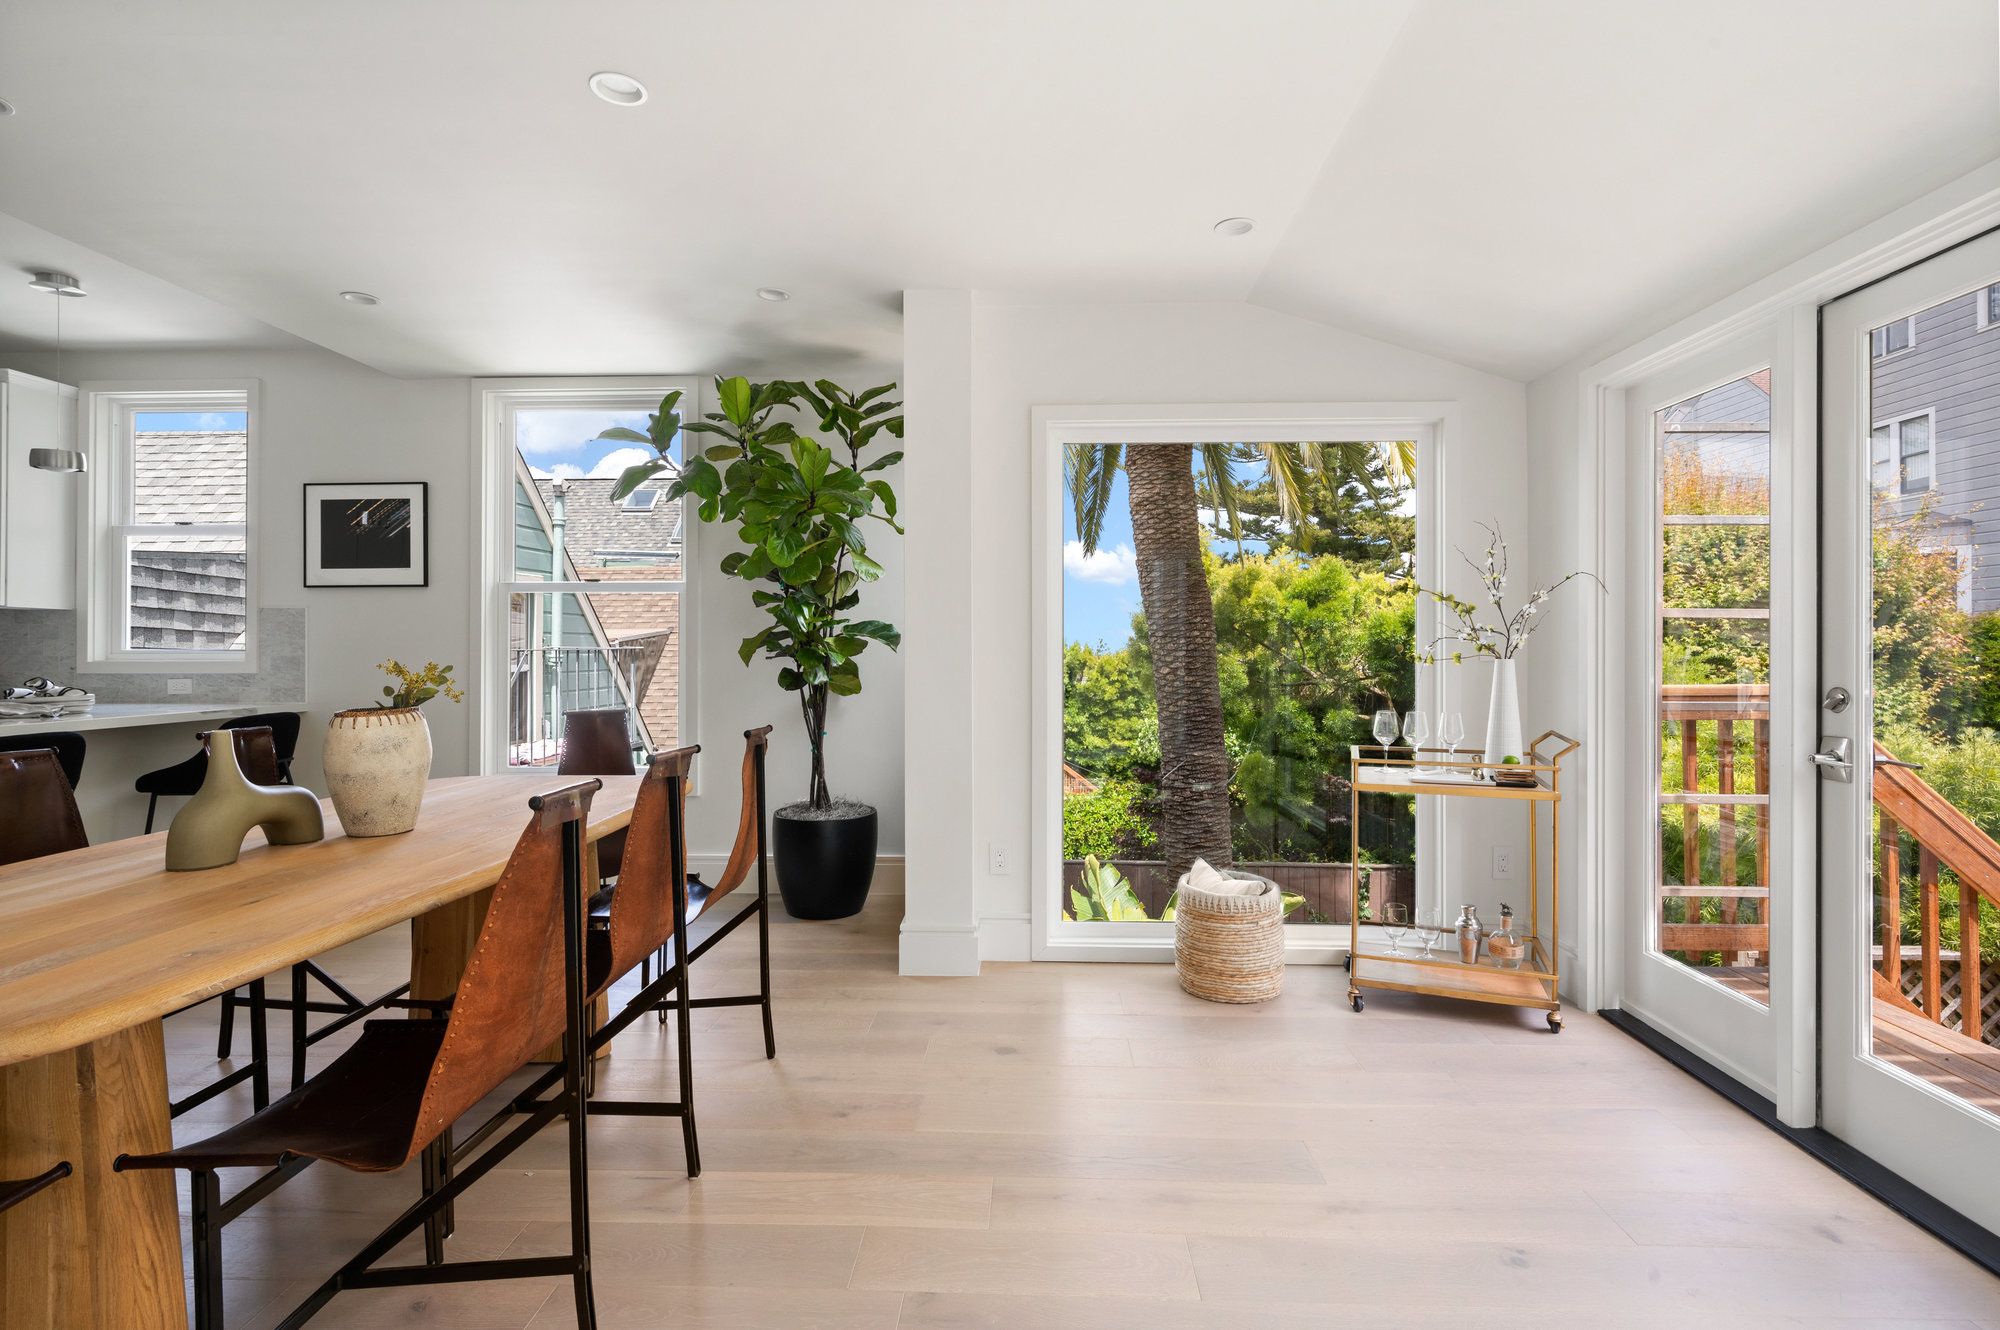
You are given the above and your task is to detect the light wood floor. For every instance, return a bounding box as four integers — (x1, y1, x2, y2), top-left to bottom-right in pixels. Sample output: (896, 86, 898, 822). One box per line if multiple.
(160, 892, 2000, 1329)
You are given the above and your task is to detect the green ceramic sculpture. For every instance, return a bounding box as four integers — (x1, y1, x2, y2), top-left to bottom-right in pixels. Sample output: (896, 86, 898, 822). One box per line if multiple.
(164, 730, 325, 871)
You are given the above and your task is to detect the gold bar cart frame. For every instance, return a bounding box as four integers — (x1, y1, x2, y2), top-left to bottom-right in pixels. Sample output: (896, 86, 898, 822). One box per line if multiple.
(1346, 730, 1581, 1031)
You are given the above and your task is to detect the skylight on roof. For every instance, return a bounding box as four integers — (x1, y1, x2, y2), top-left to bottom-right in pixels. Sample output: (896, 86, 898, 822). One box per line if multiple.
(622, 488, 661, 512)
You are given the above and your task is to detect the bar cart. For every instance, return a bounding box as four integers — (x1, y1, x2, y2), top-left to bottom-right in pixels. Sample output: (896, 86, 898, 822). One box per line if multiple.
(1346, 730, 1580, 1031)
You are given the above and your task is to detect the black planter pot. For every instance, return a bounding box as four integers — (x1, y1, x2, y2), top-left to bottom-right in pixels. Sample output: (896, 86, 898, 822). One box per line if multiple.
(772, 804, 878, 920)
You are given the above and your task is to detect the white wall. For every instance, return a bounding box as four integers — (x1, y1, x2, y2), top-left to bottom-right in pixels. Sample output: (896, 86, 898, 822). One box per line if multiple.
(902, 294, 1532, 972)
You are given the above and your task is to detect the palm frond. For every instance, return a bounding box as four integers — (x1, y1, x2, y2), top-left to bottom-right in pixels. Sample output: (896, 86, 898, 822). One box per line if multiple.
(1250, 442, 1319, 551)
(1195, 443, 1242, 546)
(1065, 442, 1122, 554)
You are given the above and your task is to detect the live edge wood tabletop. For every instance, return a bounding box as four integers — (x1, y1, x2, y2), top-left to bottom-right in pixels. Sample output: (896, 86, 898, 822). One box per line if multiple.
(0, 773, 640, 1330)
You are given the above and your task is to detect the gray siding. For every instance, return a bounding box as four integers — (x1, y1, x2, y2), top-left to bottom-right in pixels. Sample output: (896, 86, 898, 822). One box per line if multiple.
(1873, 286, 2000, 612)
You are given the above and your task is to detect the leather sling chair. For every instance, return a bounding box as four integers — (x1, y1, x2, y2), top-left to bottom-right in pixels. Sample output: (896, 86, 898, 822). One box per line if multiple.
(163, 728, 411, 1119)
(118, 779, 606, 1330)
(0, 1161, 72, 1216)
(653, 725, 777, 1061)
(0, 746, 88, 868)
(499, 744, 703, 1174)
(557, 707, 636, 962)
(0, 730, 85, 791)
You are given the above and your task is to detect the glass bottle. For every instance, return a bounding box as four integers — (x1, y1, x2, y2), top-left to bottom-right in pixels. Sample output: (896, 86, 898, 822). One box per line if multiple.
(1489, 903, 1525, 968)
(1456, 905, 1481, 964)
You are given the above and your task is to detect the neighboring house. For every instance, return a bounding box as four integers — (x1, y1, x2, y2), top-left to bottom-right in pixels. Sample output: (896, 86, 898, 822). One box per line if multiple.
(511, 461, 683, 761)
(128, 431, 248, 649)
(1871, 283, 2000, 612)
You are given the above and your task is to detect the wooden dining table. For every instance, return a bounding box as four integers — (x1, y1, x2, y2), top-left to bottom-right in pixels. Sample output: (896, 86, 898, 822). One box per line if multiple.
(0, 773, 640, 1330)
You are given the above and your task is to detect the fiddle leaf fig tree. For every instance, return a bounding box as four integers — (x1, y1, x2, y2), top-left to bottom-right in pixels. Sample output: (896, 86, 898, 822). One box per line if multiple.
(602, 376, 903, 810)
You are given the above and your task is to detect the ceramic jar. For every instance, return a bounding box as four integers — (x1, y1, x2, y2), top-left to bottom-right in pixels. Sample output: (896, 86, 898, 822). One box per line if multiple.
(322, 707, 432, 837)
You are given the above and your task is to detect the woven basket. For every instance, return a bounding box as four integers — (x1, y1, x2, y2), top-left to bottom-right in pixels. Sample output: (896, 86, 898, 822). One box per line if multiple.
(1174, 868, 1285, 1003)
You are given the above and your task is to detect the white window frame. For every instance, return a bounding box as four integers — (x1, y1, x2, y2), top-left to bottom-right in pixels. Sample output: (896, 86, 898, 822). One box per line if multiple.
(77, 381, 258, 672)
(1870, 316, 1915, 359)
(471, 377, 699, 779)
(1870, 409, 1936, 495)
(1028, 402, 1450, 965)
(1975, 283, 2000, 329)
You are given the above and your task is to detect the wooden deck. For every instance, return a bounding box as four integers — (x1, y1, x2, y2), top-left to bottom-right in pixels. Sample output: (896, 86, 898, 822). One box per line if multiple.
(1708, 967, 2000, 1114)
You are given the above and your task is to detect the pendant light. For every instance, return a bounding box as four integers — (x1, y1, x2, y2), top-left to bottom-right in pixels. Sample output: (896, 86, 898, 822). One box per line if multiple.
(26, 270, 87, 473)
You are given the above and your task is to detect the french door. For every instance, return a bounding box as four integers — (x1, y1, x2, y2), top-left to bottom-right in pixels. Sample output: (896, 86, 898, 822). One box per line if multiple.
(1620, 322, 1813, 1114)
(1821, 231, 2000, 1233)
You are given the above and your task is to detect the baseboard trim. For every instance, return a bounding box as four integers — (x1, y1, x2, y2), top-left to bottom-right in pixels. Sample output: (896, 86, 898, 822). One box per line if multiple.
(1599, 1007, 2000, 1279)
(899, 922, 980, 977)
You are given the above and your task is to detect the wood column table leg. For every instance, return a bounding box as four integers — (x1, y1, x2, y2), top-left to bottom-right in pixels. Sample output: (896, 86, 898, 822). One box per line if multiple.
(0, 1020, 185, 1330)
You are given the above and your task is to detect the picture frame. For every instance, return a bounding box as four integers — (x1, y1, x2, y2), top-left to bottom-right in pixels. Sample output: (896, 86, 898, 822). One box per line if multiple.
(303, 482, 429, 587)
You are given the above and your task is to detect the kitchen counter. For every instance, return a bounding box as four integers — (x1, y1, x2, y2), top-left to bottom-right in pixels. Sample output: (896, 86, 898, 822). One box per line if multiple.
(0, 702, 301, 735)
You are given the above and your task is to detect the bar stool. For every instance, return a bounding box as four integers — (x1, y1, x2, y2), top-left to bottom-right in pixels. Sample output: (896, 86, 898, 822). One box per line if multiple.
(0, 1162, 72, 1215)
(0, 731, 84, 790)
(118, 780, 605, 1330)
(136, 711, 301, 834)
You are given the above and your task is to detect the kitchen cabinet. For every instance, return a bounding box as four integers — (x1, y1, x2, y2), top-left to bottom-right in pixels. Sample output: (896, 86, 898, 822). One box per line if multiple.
(0, 368, 79, 608)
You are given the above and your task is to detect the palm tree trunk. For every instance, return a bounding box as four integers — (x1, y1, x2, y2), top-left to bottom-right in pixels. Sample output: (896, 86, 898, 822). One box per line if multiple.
(1124, 444, 1234, 875)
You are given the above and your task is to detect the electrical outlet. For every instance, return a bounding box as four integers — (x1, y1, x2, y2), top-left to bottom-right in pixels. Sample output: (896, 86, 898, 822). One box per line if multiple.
(1493, 846, 1515, 879)
(166, 678, 193, 696)
(988, 843, 1010, 875)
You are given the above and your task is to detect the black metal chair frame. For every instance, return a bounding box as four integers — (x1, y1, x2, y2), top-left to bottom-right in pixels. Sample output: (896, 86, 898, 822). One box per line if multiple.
(654, 731, 777, 1061)
(0, 1161, 72, 1215)
(120, 784, 602, 1330)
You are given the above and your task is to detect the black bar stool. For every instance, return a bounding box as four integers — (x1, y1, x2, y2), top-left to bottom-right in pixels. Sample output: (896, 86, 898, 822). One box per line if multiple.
(137, 711, 301, 834)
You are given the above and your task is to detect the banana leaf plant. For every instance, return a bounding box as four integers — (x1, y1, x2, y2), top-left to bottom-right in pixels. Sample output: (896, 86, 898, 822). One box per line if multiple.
(601, 376, 902, 809)
(1066, 854, 1305, 922)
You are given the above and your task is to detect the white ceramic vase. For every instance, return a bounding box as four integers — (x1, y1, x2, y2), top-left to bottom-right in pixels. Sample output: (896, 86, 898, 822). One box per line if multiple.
(1483, 657, 1524, 771)
(322, 707, 433, 837)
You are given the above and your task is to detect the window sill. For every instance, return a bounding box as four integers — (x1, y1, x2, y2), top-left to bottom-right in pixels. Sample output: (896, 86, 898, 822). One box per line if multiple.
(81, 654, 258, 675)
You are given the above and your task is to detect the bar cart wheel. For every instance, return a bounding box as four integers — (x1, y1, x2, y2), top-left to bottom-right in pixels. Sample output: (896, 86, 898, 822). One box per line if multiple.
(1343, 953, 1353, 973)
(1348, 989, 1364, 1013)
(1546, 1010, 1563, 1032)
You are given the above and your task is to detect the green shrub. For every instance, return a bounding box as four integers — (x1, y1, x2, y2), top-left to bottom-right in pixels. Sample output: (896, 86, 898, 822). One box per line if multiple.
(1061, 780, 1158, 860)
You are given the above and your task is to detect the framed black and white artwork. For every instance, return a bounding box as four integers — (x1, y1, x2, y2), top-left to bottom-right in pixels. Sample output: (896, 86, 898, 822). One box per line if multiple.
(303, 482, 429, 587)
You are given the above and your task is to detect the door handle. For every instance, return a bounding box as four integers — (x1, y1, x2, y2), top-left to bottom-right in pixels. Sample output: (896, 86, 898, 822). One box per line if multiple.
(1813, 736, 1853, 783)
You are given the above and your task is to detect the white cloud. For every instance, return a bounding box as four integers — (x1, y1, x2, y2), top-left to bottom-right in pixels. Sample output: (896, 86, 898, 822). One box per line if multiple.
(515, 410, 651, 457)
(589, 446, 656, 479)
(1064, 540, 1137, 585)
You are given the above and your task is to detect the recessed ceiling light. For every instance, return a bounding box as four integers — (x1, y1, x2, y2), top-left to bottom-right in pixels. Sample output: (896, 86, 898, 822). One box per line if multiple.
(27, 270, 86, 296)
(755, 287, 791, 302)
(0, 98, 16, 117)
(340, 290, 380, 305)
(588, 71, 648, 106)
(1213, 217, 1256, 237)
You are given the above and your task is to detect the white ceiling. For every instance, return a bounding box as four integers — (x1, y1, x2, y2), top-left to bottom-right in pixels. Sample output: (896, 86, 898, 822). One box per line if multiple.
(0, 0, 1995, 383)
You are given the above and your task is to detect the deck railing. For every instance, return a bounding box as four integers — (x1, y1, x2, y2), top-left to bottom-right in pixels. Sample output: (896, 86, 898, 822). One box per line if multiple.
(1659, 684, 1771, 963)
(1658, 682, 2000, 1049)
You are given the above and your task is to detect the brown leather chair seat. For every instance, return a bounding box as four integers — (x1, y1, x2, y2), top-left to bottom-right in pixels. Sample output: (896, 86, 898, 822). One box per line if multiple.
(559, 708, 634, 882)
(138, 1019, 447, 1173)
(0, 747, 87, 867)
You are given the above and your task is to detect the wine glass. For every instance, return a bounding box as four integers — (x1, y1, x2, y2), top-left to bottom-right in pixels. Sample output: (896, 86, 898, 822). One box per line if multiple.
(1415, 906, 1444, 957)
(1380, 902, 1409, 955)
(1402, 710, 1430, 772)
(1372, 708, 1398, 755)
(1439, 711, 1466, 766)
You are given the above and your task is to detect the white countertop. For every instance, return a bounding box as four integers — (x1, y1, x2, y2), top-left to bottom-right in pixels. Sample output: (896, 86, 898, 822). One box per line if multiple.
(0, 703, 303, 735)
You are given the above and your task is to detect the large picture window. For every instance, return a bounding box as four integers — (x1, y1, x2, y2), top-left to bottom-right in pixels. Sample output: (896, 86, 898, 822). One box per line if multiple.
(1060, 438, 1418, 932)
(481, 381, 696, 773)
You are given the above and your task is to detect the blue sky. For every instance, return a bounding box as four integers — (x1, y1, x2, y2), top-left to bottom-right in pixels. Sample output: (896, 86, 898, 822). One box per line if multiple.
(135, 411, 248, 431)
(514, 409, 672, 481)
